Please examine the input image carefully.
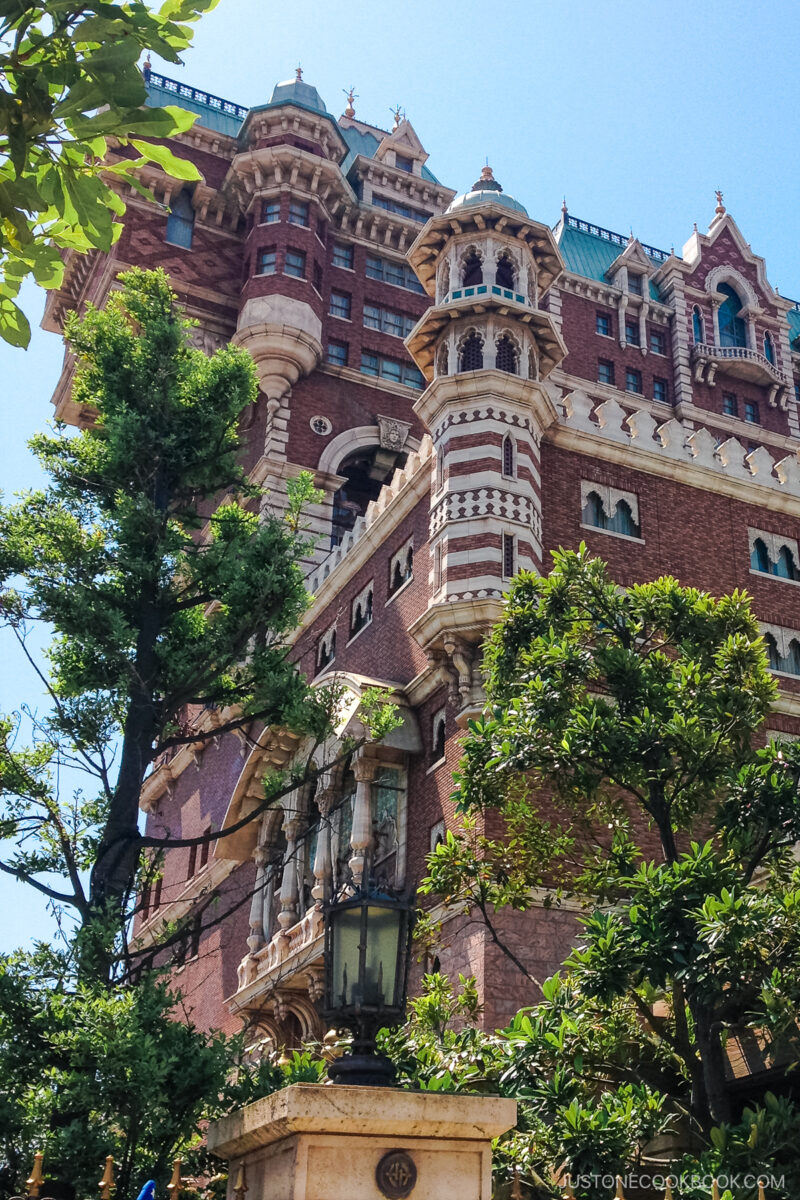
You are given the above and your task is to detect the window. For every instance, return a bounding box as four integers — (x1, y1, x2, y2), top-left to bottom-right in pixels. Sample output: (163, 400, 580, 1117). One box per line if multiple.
(502, 433, 515, 478)
(395, 153, 414, 172)
(495, 334, 518, 374)
(436, 447, 444, 492)
(187, 842, 197, 879)
(433, 542, 443, 591)
(795, 381, 800, 405)
(257, 248, 277, 275)
(692, 306, 705, 345)
(359, 352, 423, 388)
(764, 630, 800, 676)
(628, 273, 643, 296)
(388, 537, 413, 596)
(261, 199, 280, 224)
(495, 253, 515, 290)
(598, 359, 615, 385)
(363, 302, 415, 338)
(625, 368, 642, 394)
(313, 261, 323, 293)
(653, 377, 669, 404)
(349, 581, 374, 638)
(502, 532, 515, 579)
(722, 392, 738, 417)
(365, 254, 424, 293)
(625, 320, 640, 347)
(749, 530, 800, 581)
(285, 248, 306, 278)
(718, 283, 747, 348)
(461, 249, 483, 287)
(650, 329, 666, 354)
(372, 194, 432, 223)
(596, 312, 612, 337)
(288, 199, 309, 226)
(326, 340, 348, 367)
(581, 483, 641, 539)
(165, 189, 194, 248)
(431, 709, 446, 763)
(330, 290, 351, 320)
(459, 332, 483, 372)
(333, 243, 354, 270)
(764, 331, 775, 364)
(744, 401, 760, 424)
(316, 625, 336, 673)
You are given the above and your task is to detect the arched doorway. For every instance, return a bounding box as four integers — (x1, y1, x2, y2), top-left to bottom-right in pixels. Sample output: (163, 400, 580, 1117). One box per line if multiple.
(331, 445, 408, 546)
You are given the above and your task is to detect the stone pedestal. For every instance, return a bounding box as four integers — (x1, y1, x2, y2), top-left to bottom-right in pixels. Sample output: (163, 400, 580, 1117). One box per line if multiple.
(207, 1083, 516, 1200)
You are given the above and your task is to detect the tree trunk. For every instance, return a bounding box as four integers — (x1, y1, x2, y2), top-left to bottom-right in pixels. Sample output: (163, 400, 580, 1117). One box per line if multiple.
(691, 1003, 733, 1127)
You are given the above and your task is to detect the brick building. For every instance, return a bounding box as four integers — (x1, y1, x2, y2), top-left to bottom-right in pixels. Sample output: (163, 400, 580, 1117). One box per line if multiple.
(42, 66, 800, 1042)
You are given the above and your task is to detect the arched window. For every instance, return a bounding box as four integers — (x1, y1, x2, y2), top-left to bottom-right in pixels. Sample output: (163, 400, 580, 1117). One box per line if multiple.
(461, 250, 482, 287)
(495, 334, 518, 375)
(502, 434, 515, 478)
(718, 283, 747, 348)
(692, 306, 704, 345)
(435, 447, 445, 491)
(764, 332, 775, 364)
(459, 331, 483, 372)
(607, 499, 639, 537)
(495, 252, 515, 290)
(750, 537, 771, 574)
(764, 633, 781, 671)
(432, 712, 446, 762)
(165, 189, 195, 248)
(774, 545, 800, 581)
(582, 491, 605, 528)
(787, 640, 800, 675)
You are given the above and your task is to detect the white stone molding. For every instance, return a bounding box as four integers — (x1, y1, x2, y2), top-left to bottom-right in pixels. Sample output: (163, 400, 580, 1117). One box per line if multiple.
(315, 621, 337, 675)
(760, 622, 800, 662)
(349, 579, 374, 640)
(704, 265, 759, 315)
(580, 481, 640, 527)
(748, 528, 800, 566)
(377, 413, 412, 453)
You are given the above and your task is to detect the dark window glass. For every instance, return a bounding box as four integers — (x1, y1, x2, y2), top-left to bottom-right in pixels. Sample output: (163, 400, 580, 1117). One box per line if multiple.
(751, 538, 770, 574)
(389, 544, 413, 595)
(333, 243, 354, 269)
(432, 715, 446, 761)
(625, 320, 640, 346)
(495, 255, 515, 290)
(650, 329, 666, 354)
(582, 490, 640, 538)
(496, 335, 518, 374)
(261, 199, 280, 223)
(257, 248, 277, 275)
(502, 435, 515, 477)
(598, 359, 614, 385)
(165, 189, 194, 248)
(628, 273, 643, 296)
(744, 401, 760, 424)
(764, 332, 775, 364)
(372, 194, 431, 222)
(653, 377, 669, 403)
(365, 254, 424, 292)
(502, 533, 515, 578)
(722, 392, 738, 416)
(718, 283, 747, 348)
(692, 306, 704, 344)
(625, 368, 642, 394)
(395, 154, 414, 172)
(774, 546, 800, 581)
(285, 248, 306, 278)
(327, 341, 348, 366)
(462, 252, 483, 287)
(459, 333, 483, 371)
(596, 312, 611, 337)
(330, 290, 351, 319)
(288, 199, 309, 226)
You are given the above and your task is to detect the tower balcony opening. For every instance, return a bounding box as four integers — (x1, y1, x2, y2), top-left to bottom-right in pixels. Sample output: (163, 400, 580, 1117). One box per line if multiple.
(331, 445, 408, 547)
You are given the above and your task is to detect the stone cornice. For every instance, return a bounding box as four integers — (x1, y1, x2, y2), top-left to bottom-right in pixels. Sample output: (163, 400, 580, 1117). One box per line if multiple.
(556, 271, 674, 322)
(413, 370, 561, 436)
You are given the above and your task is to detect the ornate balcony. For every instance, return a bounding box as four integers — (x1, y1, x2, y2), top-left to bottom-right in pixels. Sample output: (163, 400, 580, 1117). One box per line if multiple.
(691, 342, 790, 406)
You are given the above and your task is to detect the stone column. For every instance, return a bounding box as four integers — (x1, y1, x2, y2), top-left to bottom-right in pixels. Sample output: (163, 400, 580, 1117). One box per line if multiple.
(247, 843, 268, 954)
(349, 757, 375, 888)
(278, 795, 301, 932)
(207, 1084, 517, 1200)
(311, 786, 335, 903)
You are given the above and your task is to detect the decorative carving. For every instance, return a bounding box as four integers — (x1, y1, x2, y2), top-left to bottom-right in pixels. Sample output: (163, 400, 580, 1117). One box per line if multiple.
(376, 1151, 417, 1200)
(377, 414, 412, 453)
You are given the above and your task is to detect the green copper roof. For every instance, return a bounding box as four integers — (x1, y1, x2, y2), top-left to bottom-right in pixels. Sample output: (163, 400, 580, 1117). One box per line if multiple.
(557, 219, 663, 301)
(144, 73, 246, 137)
(787, 307, 800, 346)
(262, 77, 329, 115)
(447, 187, 528, 216)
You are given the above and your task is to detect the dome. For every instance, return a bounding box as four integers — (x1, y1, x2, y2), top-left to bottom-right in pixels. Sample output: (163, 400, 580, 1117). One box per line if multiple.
(267, 70, 328, 115)
(446, 165, 528, 217)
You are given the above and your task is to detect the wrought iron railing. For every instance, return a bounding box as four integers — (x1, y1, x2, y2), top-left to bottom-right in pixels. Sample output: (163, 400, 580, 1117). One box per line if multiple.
(562, 213, 670, 263)
(143, 65, 249, 121)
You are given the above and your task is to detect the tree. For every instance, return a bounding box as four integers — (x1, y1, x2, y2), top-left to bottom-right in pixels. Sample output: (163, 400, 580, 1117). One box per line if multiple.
(422, 548, 800, 1188)
(0, 0, 218, 348)
(0, 266, 340, 978)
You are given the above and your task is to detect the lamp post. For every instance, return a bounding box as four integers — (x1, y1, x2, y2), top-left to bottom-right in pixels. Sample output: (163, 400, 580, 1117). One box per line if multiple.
(321, 885, 414, 1086)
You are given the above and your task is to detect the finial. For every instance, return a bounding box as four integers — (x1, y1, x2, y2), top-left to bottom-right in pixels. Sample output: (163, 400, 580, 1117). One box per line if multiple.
(480, 164, 494, 182)
(628, 227, 635, 243)
(391, 103, 405, 131)
(26, 1152, 45, 1199)
(295, 64, 303, 82)
(693, 221, 698, 233)
(166, 1159, 183, 1200)
(343, 86, 358, 119)
(98, 1156, 115, 1200)
(715, 189, 725, 216)
(561, 197, 568, 217)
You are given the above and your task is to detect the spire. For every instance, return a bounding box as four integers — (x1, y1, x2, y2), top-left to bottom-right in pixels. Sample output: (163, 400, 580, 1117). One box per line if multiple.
(561, 197, 568, 218)
(295, 64, 303, 82)
(471, 164, 503, 193)
(343, 85, 357, 119)
(715, 189, 725, 217)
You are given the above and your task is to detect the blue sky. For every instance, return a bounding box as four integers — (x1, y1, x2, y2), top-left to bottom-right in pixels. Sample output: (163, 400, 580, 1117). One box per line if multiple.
(2, 0, 800, 951)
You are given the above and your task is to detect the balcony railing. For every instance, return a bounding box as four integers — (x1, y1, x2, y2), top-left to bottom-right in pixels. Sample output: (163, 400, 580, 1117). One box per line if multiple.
(445, 284, 529, 306)
(691, 342, 789, 392)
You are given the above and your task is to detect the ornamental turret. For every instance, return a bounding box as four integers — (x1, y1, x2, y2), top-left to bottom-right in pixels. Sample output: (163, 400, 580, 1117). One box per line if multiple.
(405, 169, 566, 716)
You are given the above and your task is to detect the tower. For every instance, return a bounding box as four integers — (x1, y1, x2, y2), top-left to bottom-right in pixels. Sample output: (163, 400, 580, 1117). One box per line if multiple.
(405, 168, 566, 715)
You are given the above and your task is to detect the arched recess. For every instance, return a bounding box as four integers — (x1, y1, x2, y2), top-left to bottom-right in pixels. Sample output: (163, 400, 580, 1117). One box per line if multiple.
(704, 265, 759, 313)
(317, 426, 421, 475)
(317, 425, 422, 546)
